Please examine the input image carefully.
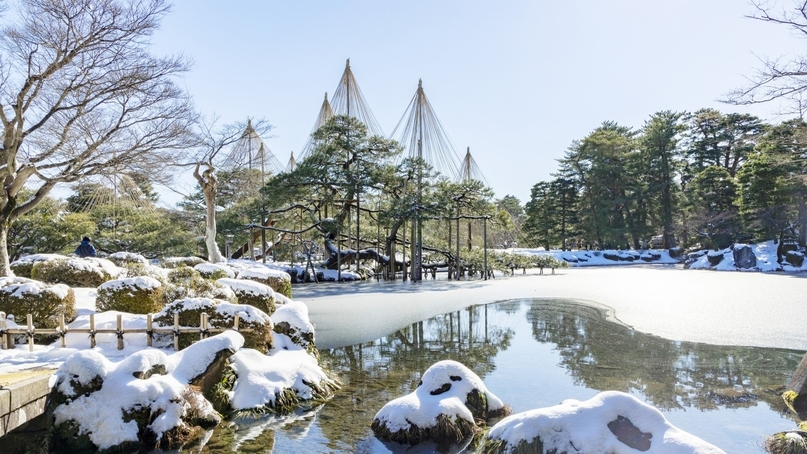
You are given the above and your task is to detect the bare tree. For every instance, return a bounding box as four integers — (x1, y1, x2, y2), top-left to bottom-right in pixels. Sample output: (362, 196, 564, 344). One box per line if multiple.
(0, 0, 196, 275)
(724, 1, 807, 105)
(190, 118, 272, 262)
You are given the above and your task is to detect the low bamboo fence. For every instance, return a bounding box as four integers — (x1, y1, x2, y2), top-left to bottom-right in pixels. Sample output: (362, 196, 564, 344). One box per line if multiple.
(0, 312, 252, 352)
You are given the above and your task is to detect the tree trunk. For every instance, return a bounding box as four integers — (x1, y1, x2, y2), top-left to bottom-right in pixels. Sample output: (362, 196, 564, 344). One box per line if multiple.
(0, 223, 11, 276)
(194, 163, 224, 263)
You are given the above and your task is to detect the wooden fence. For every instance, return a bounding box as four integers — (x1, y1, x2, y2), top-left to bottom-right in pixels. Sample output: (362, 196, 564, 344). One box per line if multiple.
(0, 312, 251, 352)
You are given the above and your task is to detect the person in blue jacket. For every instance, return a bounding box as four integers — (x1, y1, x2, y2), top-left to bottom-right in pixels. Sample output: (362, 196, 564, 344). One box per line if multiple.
(75, 236, 97, 258)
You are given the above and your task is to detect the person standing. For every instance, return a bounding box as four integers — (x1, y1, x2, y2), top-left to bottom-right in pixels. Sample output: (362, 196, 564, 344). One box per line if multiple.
(75, 236, 97, 258)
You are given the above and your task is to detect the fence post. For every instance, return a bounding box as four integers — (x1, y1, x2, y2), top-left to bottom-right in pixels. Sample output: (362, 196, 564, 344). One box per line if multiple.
(173, 313, 179, 351)
(116, 314, 123, 350)
(0, 312, 7, 350)
(26, 314, 33, 352)
(89, 313, 96, 348)
(59, 314, 66, 348)
(146, 314, 153, 347)
(233, 314, 240, 332)
(200, 313, 207, 341)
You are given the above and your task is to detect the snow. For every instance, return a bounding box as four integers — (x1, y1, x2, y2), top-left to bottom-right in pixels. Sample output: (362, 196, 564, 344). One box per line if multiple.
(67, 257, 125, 277)
(216, 277, 274, 297)
(373, 360, 505, 433)
(272, 301, 314, 335)
(486, 391, 724, 453)
(169, 330, 244, 383)
(12, 253, 68, 264)
(195, 262, 236, 278)
(98, 276, 162, 291)
(228, 347, 331, 410)
(157, 297, 273, 326)
(236, 266, 290, 281)
(687, 240, 807, 272)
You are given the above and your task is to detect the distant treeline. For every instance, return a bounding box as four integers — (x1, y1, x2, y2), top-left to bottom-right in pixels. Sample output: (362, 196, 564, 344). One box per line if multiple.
(521, 109, 807, 251)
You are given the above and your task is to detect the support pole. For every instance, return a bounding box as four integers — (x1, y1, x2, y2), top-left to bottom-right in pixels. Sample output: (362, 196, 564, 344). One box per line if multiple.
(484, 216, 488, 280)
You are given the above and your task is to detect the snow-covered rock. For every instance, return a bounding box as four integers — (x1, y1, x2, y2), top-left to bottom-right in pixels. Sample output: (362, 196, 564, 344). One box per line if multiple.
(372, 360, 510, 445)
(483, 391, 724, 454)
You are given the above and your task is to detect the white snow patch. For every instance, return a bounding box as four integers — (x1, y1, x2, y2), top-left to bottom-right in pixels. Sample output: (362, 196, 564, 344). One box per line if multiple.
(216, 278, 274, 297)
(195, 262, 236, 278)
(98, 276, 162, 291)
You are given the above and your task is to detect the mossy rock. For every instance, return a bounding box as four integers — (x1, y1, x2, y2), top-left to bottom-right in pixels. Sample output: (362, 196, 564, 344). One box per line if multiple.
(31, 257, 121, 287)
(0, 277, 76, 329)
(154, 298, 273, 352)
(96, 277, 165, 314)
(162, 257, 206, 269)
(763, 431, 807, 454)
(603, 251, 621, 261)
(786, 251, 805, 267)
(371, 413, 477, 446)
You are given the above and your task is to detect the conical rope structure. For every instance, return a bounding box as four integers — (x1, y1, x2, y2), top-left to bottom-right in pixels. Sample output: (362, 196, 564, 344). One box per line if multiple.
(297, 92, 334, 162)
(285, 151, 297, 173)
(330, 59, 385, 136)
(227, 119, 284, 177)
(390, 79, 461, 180)
(459, 147, 489, 184)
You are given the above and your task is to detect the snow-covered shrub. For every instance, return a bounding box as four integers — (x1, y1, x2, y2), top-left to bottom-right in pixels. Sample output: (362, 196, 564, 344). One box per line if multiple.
(96, 277, 165, 314)
(154, 298, 273, 352)
(163, 266, 234, 304)
(271, 301, 316, 355)
(216, 278, 275, 316)
(9, 253, 68, 278)
(481, 391, 723, 454)
(641, 251, 662, 262)
(786, 250, 805, 267)
(51, 333, 243, 452)
(372, 360, 509, 445)
(194, 262, 235, 280)
(162, 256, 206, 269)
(707, 249, 725, 266)
(236, 267, 292, 299)
(107, 252, 150, 267)
(226, 348, 340, 414)
(0, 277, 76, 329)
(31, 257, 122, 287)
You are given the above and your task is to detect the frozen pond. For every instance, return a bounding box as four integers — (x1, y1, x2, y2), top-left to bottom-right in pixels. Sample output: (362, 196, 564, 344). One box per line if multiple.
(198, 298, 802, 453)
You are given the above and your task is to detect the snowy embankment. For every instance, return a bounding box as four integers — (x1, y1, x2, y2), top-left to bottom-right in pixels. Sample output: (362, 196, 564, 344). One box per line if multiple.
(505, 247, 679, 266)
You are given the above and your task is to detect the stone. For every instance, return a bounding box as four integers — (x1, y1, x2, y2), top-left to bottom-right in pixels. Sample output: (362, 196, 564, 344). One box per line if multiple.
(733, 245, 757, 269)
(608, 415, 652, 451)
(787, 352, 807, 416)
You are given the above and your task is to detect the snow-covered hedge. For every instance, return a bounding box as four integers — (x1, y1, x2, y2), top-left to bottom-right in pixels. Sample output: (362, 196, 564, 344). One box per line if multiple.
(0, 277, 75, 329)
(154, 298, 274, 353)
(216, 278, 275, 316)
(194, 262, 235, 280)
(107, 252, 150, 267)
(236, 267, 292, 299)
(161, 256, 206, 269)
(96, 276, 164, 314)
(164, 267, 234, 304)
(10, 253, 68, 278)
(31, 257, 123, 287)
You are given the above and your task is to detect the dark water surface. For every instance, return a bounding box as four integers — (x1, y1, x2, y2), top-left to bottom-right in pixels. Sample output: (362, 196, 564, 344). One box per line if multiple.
(197, 298, 802, 453)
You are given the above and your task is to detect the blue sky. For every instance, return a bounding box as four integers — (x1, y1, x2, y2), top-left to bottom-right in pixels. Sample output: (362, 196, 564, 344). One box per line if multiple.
(151, 0, 800, 206)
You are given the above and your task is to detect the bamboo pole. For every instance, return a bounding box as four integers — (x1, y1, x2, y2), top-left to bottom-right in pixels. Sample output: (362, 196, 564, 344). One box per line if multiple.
(59, 314, 66, 348)
(0, 312, 7, 350)
(27, 314, 33, 352)
(173, 313, 180, 351)
(146, 314, 153, 347)
(200, 313, 208, 341)
(116, 314, 124, 350)
(90, 313, 96, 348)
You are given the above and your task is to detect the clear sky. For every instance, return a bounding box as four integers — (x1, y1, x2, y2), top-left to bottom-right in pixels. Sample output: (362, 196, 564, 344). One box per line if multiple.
(150, 0, 800, 207)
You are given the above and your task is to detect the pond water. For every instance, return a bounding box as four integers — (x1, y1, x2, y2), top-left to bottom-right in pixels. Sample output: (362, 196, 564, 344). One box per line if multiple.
(197, 298, 803, 453)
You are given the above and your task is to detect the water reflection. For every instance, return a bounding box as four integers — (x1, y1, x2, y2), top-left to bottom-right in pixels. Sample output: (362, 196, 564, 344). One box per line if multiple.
(196, 299, 801, 453)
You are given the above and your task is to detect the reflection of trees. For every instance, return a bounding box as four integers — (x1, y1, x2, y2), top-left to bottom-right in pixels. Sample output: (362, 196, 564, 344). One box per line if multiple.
(317, 304, 514, 452)
(527, 300, 802, 413)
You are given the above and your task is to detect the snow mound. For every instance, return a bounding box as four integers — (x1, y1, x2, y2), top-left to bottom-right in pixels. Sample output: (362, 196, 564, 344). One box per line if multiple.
(485, 391, 724, 453)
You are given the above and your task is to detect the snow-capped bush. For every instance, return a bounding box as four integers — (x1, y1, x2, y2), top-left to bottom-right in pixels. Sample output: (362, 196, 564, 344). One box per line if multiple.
(216, 278, 275, 316)
(10, 253, 68, 278)
(107, 252, 150, 267)
(161, 256, 206, 269)
(236, 267, 292, 299)
(154, 298, 273, 353)
(31, 257, 123, 287)
(786, 250, 805, 267)
(372, 360, 510, 445)
(164, 267, 234, 304)
(194, 262, 236, 280)
(96, 276, 164, 314)
(0, 277, 75, 329)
